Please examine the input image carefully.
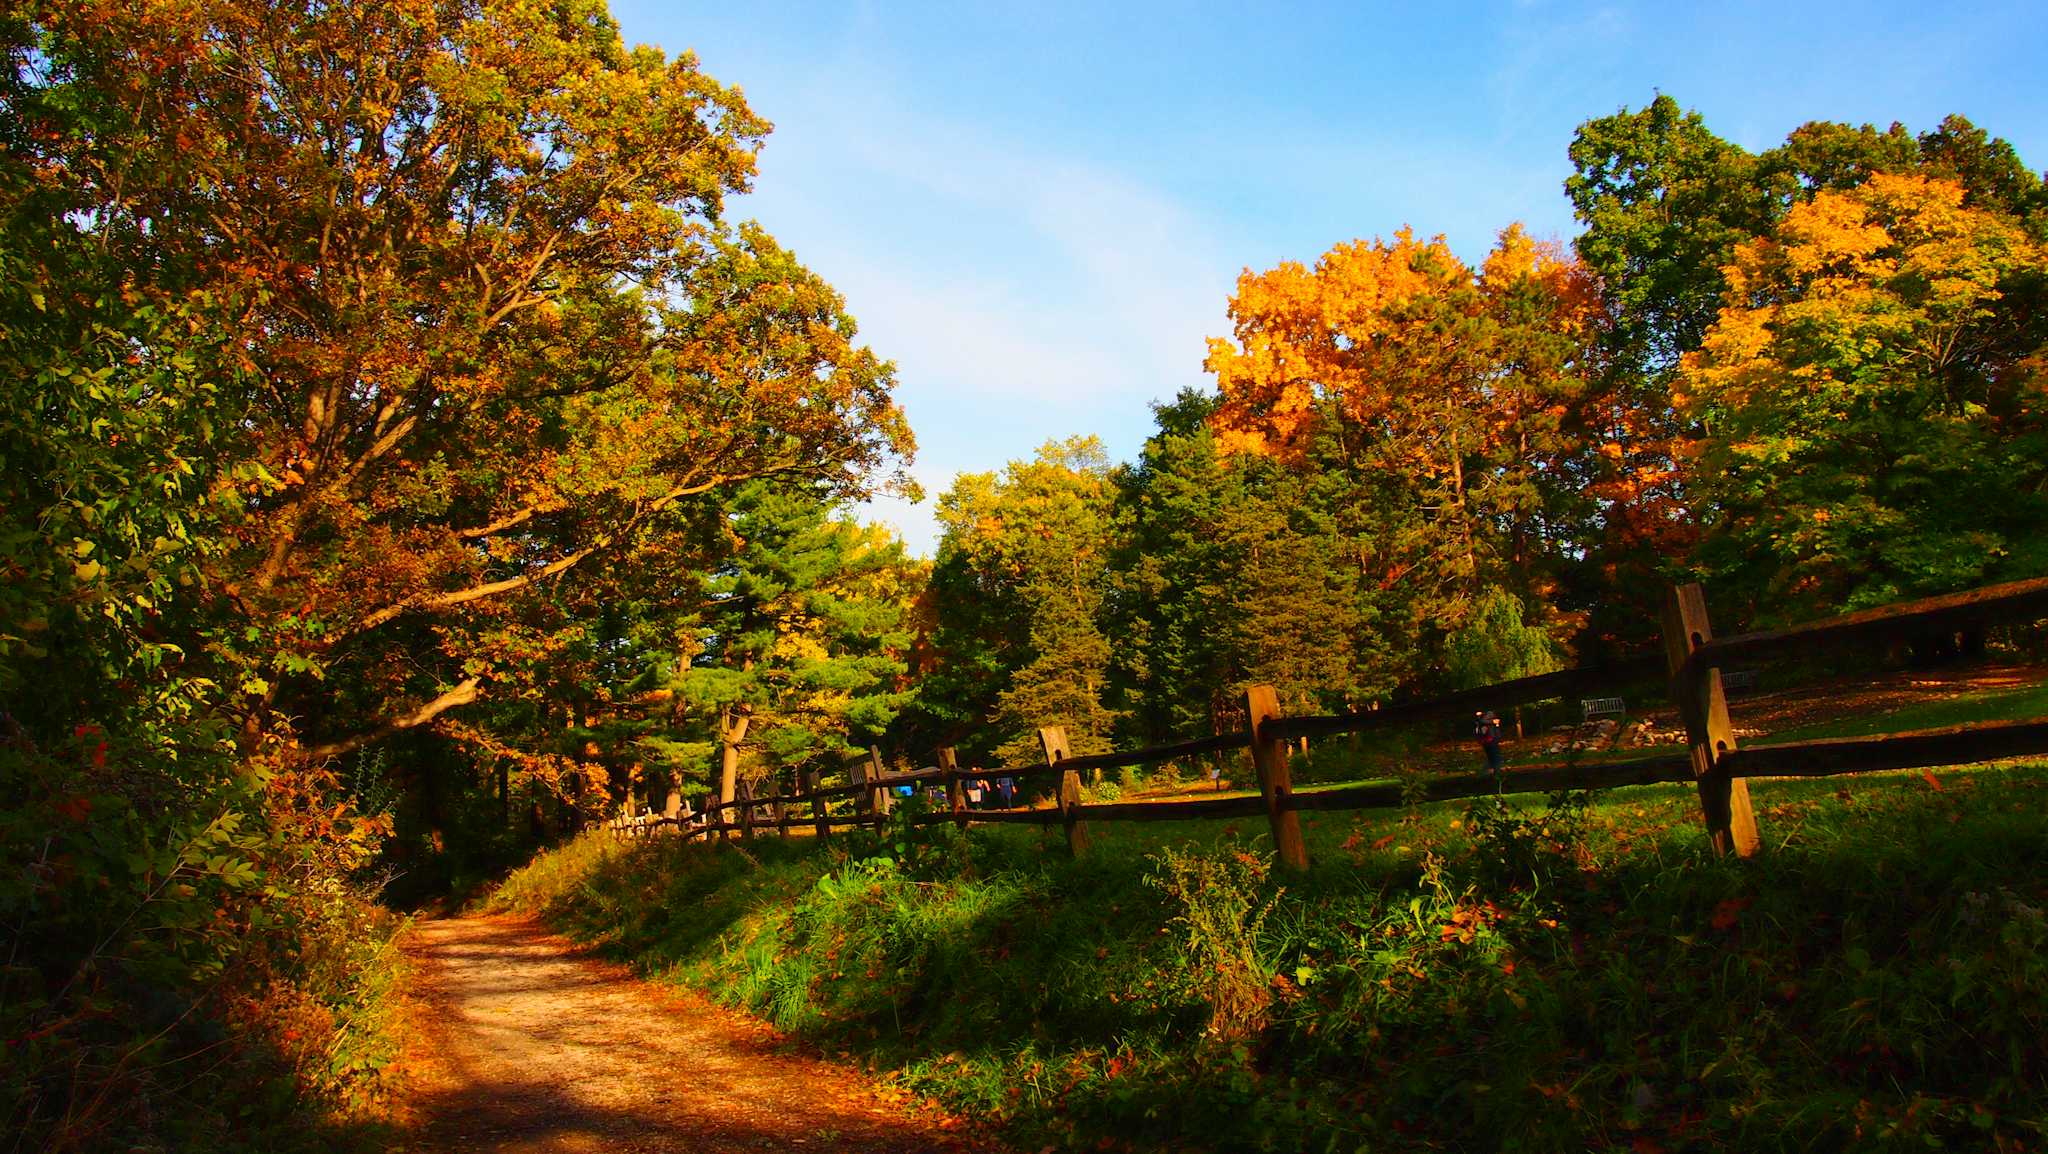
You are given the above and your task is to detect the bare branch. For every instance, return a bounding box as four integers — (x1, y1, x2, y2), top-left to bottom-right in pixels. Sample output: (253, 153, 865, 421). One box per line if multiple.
(302, 677, 481, 760)
(453, 498, 568, 539)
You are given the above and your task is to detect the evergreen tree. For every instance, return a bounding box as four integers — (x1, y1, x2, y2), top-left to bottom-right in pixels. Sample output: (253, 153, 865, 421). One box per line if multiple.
(675, 482, 920, 805)
(918, 439, 1121, 762)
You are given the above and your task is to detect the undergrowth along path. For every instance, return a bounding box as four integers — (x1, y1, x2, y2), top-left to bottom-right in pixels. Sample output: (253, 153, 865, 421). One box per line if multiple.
(398, 915, 997, 1153)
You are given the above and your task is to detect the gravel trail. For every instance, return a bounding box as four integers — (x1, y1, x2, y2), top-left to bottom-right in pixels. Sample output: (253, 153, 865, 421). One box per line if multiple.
(399, 915, 995, 1154)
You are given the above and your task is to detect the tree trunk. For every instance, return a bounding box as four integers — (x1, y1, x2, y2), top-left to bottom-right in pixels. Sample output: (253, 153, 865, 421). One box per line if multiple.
(718, 706, 751, 839)
(718, 707, 752, 804)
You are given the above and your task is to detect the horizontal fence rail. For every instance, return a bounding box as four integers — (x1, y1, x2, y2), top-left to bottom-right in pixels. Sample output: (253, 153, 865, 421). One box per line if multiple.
(1263, 656, 1668, 743)
(620, 578, 2048, 867)
(1684, 575, 2048, 676)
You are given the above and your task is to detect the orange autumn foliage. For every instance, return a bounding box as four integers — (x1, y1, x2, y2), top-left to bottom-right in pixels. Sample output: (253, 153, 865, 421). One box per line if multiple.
(1203, 224, 1616, 630)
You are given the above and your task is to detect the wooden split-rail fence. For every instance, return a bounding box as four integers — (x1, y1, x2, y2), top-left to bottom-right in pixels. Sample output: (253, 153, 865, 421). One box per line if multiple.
(609, 578, 2048, 867)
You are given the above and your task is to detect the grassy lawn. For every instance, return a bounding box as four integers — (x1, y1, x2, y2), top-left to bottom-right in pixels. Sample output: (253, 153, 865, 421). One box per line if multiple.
(492, 760, 2048, 1153)
(1765, 677, 2048, 742)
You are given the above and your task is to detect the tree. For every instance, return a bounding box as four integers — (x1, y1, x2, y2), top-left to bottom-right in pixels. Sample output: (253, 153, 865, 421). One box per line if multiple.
(1680, 173, 2048, 615)
(675, 483, 920, 807)
(0, 6, 917, 1137)
(1203, 225, 1596, 672)
(1107, 392, 1376, 740)
(1567, 95, 1776, 374)
(919, 439, 1121, 762)
(11, 0, 914, 765)
(1563, 97, 2041, 642)
(1443, 587, 1564, 691)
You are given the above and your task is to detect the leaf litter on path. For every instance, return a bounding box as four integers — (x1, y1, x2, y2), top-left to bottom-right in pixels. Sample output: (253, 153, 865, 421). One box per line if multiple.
(395, 915, 1005, 1153)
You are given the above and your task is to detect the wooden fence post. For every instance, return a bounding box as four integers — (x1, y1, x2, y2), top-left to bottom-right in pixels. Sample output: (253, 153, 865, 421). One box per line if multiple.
(1661, 584, 1762, 858)
(807, 768, 829, 841)
(1040, 726, 1089, 856)
(868, 747, 892, 818)
(939, 747, 968, 830)
(738, 777, 755, 841)
(772, 775, 790, 839)
(850, 752, 873, 823)
(1245, 685, 1310, 871)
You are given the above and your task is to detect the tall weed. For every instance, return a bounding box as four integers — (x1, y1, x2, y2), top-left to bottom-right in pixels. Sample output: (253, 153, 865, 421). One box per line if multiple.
(1145, 844, 1278, 1042)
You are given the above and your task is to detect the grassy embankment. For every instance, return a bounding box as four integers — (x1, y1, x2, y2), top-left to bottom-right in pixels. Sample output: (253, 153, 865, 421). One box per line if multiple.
(491, 691, 2048, 1152)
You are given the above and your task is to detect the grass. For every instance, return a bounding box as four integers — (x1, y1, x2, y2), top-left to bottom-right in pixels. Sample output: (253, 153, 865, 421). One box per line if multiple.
(491, 761, 2048, 1153)
(1766, 678, 2048, 742)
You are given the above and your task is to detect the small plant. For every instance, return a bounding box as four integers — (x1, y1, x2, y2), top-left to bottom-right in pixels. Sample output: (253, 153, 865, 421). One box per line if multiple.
(1463, 789, 1593, 889)
(856, 793, 969, 878)
(1395, 759, 1434, 810)
(1145, 842, 1279, 1042)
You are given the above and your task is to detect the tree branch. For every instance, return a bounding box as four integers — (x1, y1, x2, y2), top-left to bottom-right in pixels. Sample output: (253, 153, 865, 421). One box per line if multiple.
(347, 473, 730, 635)
(454, 498, 568, 539)
(302, 677, 481, 760)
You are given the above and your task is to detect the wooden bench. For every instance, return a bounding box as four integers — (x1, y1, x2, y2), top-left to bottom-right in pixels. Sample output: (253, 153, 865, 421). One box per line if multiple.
(1580, 696, 1627, 722)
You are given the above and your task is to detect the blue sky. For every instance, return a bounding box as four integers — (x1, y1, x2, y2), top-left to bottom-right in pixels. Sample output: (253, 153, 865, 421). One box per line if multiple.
(610, 0, 2048, 554)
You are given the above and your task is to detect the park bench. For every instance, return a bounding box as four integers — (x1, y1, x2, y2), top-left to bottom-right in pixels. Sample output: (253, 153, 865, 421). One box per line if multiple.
(1580, 696, 1627, 722)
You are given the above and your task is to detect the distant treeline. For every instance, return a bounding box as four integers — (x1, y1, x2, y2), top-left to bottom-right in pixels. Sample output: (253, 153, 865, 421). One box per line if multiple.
(905, 100, 2048, 764)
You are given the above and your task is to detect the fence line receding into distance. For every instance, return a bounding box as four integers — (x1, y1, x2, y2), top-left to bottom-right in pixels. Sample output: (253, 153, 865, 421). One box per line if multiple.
(606, 577, 2048, 867)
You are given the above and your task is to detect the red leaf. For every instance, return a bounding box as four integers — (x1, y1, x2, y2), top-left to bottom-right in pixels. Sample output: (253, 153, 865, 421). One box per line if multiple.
(1710, 897, 1750, 931)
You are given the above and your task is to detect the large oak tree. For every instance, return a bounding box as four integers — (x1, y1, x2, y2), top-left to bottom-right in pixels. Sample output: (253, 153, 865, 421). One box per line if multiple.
(9, 0, 913, 759)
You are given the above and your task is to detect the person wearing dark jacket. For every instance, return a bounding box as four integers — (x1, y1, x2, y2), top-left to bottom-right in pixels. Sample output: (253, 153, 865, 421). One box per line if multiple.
(1473, 710, 1504, 775)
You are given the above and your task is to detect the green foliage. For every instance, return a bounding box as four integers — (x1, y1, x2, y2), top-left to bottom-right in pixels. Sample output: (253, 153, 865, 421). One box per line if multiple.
(1682, 172, 2048, 616)
(1568, 93, 1776, 372)
(918, 439, 1123, 761)
(1443, 586, 1566, 690)
(675, 480, 922, 804)
(1462, 789, 1593, 890)
(0, 738, 408, 1151)
(0, 0, 912, 1145)
(1103, 391, 1388, 746)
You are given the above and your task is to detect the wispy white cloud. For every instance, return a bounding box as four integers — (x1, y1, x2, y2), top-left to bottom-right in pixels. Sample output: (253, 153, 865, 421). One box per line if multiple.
(732, 64, 1237, 553)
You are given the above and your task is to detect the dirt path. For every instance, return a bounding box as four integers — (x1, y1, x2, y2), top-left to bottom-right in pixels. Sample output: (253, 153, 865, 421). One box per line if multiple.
(398, 916, 997, 1154)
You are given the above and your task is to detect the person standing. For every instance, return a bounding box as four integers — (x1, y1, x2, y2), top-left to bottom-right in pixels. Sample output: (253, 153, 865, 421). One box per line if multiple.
(1473, 710, 1504, 776)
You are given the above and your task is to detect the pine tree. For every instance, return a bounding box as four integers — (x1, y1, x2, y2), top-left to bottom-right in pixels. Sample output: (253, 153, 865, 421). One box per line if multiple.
(675, 482, 920, 805)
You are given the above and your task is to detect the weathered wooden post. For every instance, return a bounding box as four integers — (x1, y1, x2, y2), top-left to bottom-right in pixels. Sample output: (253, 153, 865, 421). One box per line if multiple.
(850, 752, 874, 824)
(1661, 584, 1762, 858)
(939, 747, 968, 831)
(773, 775, 790, 839)
(807, 767, 830, 841)
(867, 747, 893, 818)
(737, 777, 755, 841)
(1039, 726, 1089, 856)
(1245, 685, 1309, 871)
